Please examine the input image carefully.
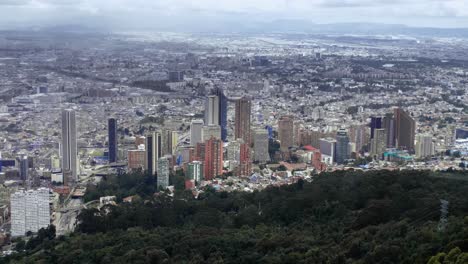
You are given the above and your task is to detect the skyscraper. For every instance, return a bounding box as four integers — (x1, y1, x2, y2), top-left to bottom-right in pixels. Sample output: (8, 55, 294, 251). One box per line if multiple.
(253, 129, 270, 163)
(190, 119, 204, 145)
(157, 157, 170, 190)
(204, 137, 223, 181)
(416, 134, 434, 158)
(145, 132, 161, 175)
(61, 109, 78, 182)
(11, 188, 50, 237)
(204, 88, 227, 141)
(394, 108, 416, 152)
(20, 156, 28, 181)
(202, 125, 222, 142)
(370, 116, 382, 139)
(383, 113, 395, 147)
(335, 129, 350, 164)
(108, 118, 117, 163)
(278, 116, 294, 152)
(371, 128, 387, 159)
(234, 97, 251, 144)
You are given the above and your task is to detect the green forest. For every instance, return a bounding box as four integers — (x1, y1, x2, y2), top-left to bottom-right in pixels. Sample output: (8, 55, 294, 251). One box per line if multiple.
(3, 170, 468, 264)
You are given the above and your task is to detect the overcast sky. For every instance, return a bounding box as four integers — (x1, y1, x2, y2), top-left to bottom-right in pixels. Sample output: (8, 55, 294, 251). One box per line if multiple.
(0, 0, 467, 30)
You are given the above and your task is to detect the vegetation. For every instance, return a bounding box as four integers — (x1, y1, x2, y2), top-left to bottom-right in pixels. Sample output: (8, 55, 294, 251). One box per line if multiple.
(4, 170, 468, 263)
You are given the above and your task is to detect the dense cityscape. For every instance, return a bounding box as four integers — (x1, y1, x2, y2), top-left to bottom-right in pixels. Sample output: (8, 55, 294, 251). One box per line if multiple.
(0, 27, 467, 262)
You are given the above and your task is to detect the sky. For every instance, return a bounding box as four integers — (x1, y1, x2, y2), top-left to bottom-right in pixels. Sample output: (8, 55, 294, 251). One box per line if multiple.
(0, 0, 467, 30)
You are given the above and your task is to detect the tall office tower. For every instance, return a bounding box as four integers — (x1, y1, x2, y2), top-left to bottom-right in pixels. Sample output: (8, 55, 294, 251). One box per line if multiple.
(108, 118, 117, 163)
(235, 97, 252, 144)
(371, 128, 387, 159)
(157, 157, 170, 190)
(370, 116, 382, 139)
(204, 137, 223, 181)
(253, 129, 270, 163)
(145, 132, 161, 175)
(214, 87, 228, 142)
(319, 138, 336, 165)
(278, 116, 294, 152)
(238, 143, 252, 177)
(61, 109, 78, 182)
(335, 129, 350, 164)
(128, 145, 146, 170)
(202, 125, 222, 142)
(11, 188, 50, 237)
(20, 156, 28, 181)
(416, 134, 434, 158)
(190, 120, 204, 145)
(349, 125, 369, 153)
(394, 108, 416, 152)
(383, 113, 395, 147)
(187, 161, 204, 183)
(205, 95, 220, 126)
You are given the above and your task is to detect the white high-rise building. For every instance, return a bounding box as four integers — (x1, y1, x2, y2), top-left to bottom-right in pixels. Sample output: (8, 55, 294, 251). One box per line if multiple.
(61, 109, 78, 182)
(190, 120, 204, 146)
(205, 95, 219, 126)
(157, 157, 170, 190)
(416, 134, 434, 158)
(202, 125, 221, 142)
(11, 188, 50, 237)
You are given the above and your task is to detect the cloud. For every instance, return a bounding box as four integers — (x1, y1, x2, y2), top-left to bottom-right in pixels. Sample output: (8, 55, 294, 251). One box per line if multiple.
(0, 0, 466, 29)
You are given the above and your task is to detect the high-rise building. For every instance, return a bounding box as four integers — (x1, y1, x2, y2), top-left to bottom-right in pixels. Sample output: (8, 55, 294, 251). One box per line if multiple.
(416, 134, 434, 158)
(394, 108, 416, 152)
(195, 142, 206, 161)
(205, 95, 219, 126)
(190, 120, 204, 145)
(335, 129, 350, 164)
(11, 188, 50, 237)
(187, 161, 203, 183)
(61, 109, 78, 182)
(253, 129, 270, 163)
(108, 118, 117, 163)
(370, 116, 382, 139)
(226, 139, 243, 162)
(238, 143, 252, 177)
(234, 97, 252, 144)
(157, 157, 170, 190)
(145, 132, 161, 175)
(162, 130, 178, 155)
(383, 113, 395, 147)
(20, 156, 28, 181)
(202, 125, 221, 142)
(214, 87, 228, 142)
(204, 137, 223, 181)
(371, 128, 387, 159)
(128, 145, 146, 170)
(278, 116, 294, 152)
(204, 88, 227, 141)
(319, 138, 336, 164)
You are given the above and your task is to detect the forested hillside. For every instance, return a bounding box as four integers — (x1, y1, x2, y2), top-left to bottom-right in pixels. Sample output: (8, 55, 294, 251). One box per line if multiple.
(4, 170, 468, 264)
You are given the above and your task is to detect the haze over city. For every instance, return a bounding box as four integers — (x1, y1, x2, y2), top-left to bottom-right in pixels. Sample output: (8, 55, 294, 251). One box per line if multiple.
(0, 1, 467, 263)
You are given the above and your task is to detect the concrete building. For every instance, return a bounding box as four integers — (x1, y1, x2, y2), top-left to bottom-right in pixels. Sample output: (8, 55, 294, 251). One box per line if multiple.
(394, 108, 416, 153)
(187, 161, 203, 183)
(416, 134, 434, 158)
(108, 118, 117, 163)
(371, 128, 387, 159)
(190, 119, 204, 146)
(128, 145, 146, 170)
(20, 155, 28, 181)
(202, 125, 221, 142)
(278, 115, 294, 152)
(157, 157, 170, 190)
(253, 129, 270, 163)
(11, 188, 50, 237)
(145, 132, 161, 175)
(61, 109, 78, 182)
(234, 97, 251, 144)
